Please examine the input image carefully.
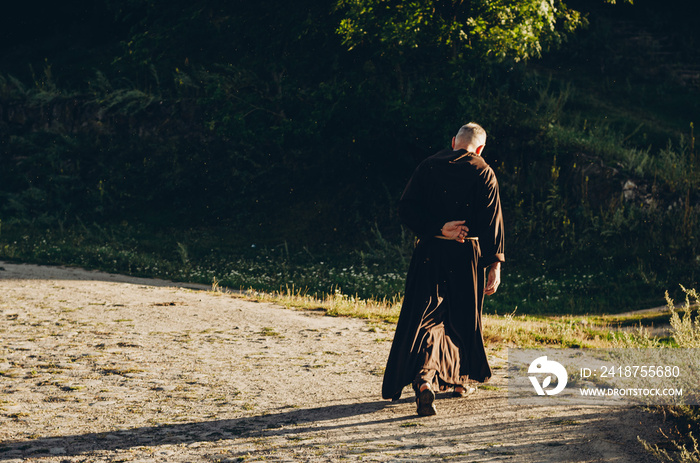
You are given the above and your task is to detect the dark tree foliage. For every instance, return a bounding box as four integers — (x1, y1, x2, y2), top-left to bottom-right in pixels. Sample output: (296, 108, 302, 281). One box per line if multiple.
(335, 0, 586, 62)
(0, 1, 594, 232)
(0, 0, 694, 256)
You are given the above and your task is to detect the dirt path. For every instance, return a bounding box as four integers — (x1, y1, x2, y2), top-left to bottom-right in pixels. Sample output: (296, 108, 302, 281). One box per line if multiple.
(0, 261, 669, 462)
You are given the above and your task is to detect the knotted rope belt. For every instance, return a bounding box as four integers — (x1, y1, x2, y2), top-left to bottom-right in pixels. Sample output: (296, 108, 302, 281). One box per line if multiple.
(434, 235, 478, 241)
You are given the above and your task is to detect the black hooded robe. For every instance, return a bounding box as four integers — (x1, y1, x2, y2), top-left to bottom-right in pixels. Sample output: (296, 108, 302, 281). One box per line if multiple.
(382, 148, 505, 401)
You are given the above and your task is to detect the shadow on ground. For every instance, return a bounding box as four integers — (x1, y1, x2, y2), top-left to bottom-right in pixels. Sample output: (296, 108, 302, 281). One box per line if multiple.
(0, 400, 396, 460)
(1, 396, 665, 462)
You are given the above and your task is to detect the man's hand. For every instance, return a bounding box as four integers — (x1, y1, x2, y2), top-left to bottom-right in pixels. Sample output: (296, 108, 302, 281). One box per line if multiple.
(441, 220, 469, 243)
(484, 262, 501, 296)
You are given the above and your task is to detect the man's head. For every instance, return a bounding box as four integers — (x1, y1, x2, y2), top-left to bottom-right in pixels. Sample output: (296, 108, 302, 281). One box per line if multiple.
(452, 122, 487, 155)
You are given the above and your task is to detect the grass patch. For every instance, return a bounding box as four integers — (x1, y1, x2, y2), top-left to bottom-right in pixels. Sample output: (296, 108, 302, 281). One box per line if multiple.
(400, 422, 424, 428)
(257, 327, 282, 338)
(484, 310, 665, 349)
(638, 288, 700, 463)
(239, 286, 670, 349)
(478, 385, 502, 391)
(116, 342, 141, 348)
(242, 287, 402, 324)
(60, 385, 85, 392)
(100, 367, 145, 376)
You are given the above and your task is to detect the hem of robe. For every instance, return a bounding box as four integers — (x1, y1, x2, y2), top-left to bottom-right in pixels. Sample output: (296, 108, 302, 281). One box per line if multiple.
(381, 239, 492, 401)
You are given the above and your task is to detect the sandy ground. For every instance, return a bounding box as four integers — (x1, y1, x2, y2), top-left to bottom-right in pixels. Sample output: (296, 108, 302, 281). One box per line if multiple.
(0, 260, 672, 462)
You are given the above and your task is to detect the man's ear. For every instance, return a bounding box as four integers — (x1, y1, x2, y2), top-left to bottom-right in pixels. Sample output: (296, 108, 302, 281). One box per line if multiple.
(475, 144, 485, 155)
(451, 137, 456, 149)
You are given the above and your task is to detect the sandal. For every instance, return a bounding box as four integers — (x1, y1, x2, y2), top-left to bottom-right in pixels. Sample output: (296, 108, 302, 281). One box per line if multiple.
(452, 385, 476, 398)
(416, 384, 437, 416)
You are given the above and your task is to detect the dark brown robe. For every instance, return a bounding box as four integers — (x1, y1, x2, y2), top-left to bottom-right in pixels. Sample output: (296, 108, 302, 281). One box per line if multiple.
(382, 148, 505, 400)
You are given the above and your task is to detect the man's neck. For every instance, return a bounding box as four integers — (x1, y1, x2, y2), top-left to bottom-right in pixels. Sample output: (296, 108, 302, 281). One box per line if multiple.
(454, 147, 478, 156)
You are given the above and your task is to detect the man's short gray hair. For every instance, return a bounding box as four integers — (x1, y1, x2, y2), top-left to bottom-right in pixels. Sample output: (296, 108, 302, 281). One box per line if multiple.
(455, 122, 487, 147)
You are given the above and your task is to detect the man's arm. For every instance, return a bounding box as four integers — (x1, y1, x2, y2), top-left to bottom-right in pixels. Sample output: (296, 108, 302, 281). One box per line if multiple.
(478, 168, 505, 264)
(480, 169, 503, 296)
(484, 262, 501, 296)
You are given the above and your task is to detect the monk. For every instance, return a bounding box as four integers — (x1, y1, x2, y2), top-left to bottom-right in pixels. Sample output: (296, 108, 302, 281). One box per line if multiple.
(381, 122, 505, 416)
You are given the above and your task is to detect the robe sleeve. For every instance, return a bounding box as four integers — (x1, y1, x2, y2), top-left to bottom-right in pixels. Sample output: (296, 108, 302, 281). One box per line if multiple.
(475, 166, 505, 268)
(398, 161, 443, 239)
